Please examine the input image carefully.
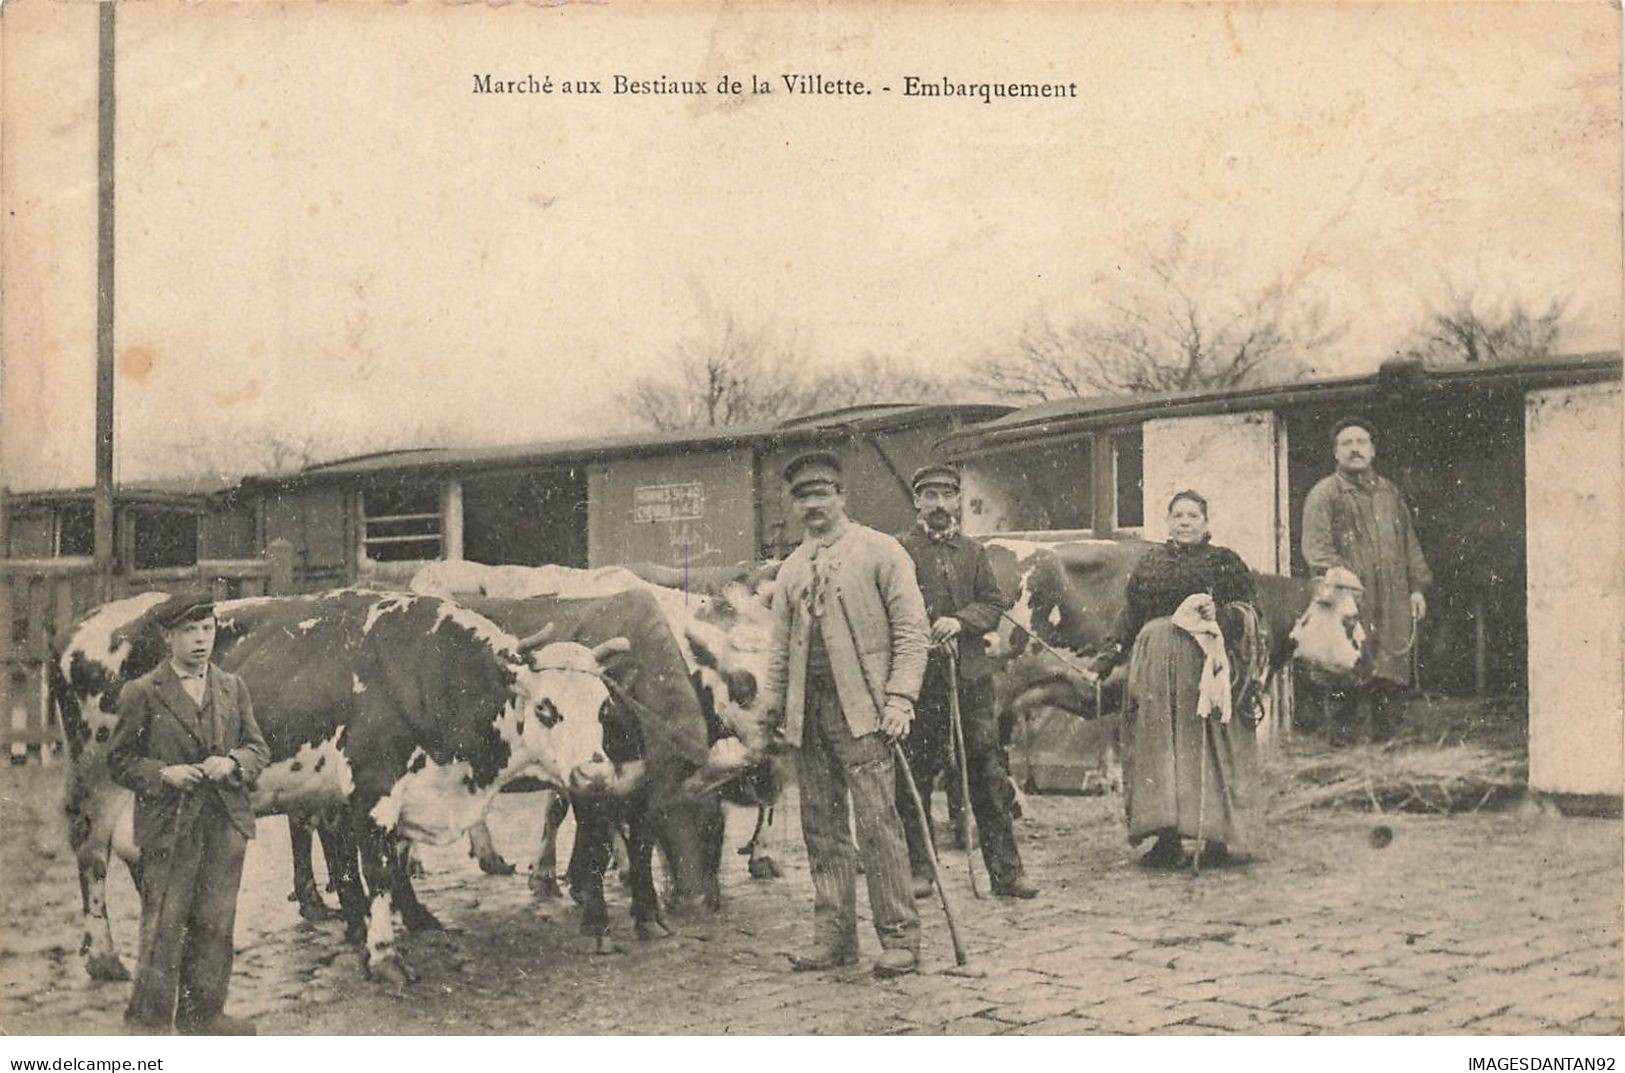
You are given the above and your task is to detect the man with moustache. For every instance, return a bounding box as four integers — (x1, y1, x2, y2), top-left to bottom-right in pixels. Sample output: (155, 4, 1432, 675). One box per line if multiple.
(895, 463, 1038, 900)
(761, 450, 930, 977)
(108, 593, 269, 1035)
(1302, 418, 1432, 744)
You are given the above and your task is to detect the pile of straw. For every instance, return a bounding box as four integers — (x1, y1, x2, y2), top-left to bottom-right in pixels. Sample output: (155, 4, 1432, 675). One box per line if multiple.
(1265, 739, 1527, 817)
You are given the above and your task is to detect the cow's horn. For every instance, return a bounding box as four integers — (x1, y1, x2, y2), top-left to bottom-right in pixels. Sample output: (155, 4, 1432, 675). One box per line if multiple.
(591, 636, 632, 662)
(515, 623, 557, 654)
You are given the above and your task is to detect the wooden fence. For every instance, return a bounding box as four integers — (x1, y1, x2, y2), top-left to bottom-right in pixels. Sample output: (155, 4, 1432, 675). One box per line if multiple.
(1, 539, 294, 763)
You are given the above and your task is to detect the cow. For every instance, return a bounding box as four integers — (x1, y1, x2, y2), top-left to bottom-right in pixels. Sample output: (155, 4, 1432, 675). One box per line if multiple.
(410, 560, 787, 879)
(461, 592, 753, 946)
(52, 589, 633, 986)
(979, 537, 1362, 789)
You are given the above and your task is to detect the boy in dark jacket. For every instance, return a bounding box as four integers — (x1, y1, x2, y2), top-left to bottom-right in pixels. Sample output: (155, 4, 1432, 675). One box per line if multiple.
(108, 593, 269, 1035)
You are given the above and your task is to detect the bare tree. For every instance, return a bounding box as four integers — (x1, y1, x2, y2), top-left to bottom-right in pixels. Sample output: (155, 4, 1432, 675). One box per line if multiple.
(1400, 288, 1568, 364)
(624, 318, 808, 431)
(624, 323, 945, 430)
(800, 354, 943, 413)
(973, 239, 1343, 403)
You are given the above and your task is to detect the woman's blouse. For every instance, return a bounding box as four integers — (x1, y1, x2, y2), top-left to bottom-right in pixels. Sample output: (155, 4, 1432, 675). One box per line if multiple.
(1107, 538, 1257, 653)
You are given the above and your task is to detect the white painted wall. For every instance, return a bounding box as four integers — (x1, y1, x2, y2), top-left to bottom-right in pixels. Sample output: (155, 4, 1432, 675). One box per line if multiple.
(1525, 382, 1623, 797)
(1142, 411, 1287, 575)
(960, 458, 1020, 537)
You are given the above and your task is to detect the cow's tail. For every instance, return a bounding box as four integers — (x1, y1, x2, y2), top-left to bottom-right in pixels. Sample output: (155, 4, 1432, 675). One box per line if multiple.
(47, 645, 88, 762)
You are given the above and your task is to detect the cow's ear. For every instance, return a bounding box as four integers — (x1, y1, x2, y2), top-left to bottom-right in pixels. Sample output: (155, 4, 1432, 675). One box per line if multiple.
(600, 652, 640, 691)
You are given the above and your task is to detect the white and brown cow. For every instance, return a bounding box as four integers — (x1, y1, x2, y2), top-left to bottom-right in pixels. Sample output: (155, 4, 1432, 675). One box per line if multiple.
(53, 589, 632, 986)
(410, 560, 786, 878)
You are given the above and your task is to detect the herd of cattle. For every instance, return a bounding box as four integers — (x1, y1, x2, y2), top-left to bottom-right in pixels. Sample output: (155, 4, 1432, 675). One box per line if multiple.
(46, 537, 1365, 987)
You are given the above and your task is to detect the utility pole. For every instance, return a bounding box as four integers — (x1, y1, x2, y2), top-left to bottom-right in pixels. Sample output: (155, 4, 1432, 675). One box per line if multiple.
(93, 1, 116, 598)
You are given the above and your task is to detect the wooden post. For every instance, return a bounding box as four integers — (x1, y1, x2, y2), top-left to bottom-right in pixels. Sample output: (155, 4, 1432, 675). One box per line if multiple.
(1473, 593, 1489, 696)
(1089, 432, 1114, 537)
(93, 1, 117, 602)
(440, 481, 464, 561)
(267, 538, 295, 595)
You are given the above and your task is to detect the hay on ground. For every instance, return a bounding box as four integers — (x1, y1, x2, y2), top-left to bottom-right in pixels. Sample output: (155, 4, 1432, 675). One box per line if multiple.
(1265, 739, 1527, 817)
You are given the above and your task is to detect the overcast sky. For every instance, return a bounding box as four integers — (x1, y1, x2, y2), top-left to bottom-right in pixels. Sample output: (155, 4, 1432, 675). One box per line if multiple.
(3, 1, 1619, 490)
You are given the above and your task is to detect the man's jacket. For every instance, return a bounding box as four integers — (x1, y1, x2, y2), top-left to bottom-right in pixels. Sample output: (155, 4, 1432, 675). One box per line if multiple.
(762, 521, 930, 741)
(896, 526, 1013, 684)
(107, 662, 271, 851)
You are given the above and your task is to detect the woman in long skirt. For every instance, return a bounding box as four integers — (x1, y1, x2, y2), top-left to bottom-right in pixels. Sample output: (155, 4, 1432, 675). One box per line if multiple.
(1089, 489, 1264, 869)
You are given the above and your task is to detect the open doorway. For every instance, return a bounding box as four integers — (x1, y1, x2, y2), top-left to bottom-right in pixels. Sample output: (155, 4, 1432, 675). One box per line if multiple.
(1283, 385, 1528, 698)
(463, 469, 588, 568)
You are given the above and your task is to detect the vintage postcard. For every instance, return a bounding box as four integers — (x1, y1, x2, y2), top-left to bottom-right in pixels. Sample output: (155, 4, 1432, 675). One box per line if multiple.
(0, 0, 1620, 1057)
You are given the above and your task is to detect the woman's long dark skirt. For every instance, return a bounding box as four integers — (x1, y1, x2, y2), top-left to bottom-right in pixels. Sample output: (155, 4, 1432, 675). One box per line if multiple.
(1120, 618, 1259, 854)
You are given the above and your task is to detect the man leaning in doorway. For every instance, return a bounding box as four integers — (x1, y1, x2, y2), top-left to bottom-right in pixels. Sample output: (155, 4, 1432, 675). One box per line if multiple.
(1301, 417, 1433, 744)
(761, 450, 930, 977)
(895, 463, 1039, 901)
(108, 592, 269, 1035)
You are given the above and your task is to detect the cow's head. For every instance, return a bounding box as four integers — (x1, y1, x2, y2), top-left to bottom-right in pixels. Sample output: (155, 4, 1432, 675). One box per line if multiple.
(1289, 567, 1368, 684)
(685, 585, 775, 751)
(508, 629, 637, 795)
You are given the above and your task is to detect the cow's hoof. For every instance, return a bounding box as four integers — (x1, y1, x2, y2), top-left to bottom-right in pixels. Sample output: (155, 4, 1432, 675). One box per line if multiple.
(635, 918, 674, 941)
(476, 854, 516, 877)
(400, 906, 443, 932)
(298, 899, 344, 923)
(529, 875, 562, 899)
(406, 860, 427, 880)
(748, 856, 782, 880)
(85, 953, 131, 982)
(366, 956, 414, 988)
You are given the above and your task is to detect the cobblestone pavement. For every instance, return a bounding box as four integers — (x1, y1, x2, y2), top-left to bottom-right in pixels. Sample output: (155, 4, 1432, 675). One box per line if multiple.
(1, 762, 1619, 1036)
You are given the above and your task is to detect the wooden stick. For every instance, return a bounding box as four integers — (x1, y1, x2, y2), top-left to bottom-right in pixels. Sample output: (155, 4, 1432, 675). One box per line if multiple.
(892, 740, 969, 967)
(944, 649, 983, 900)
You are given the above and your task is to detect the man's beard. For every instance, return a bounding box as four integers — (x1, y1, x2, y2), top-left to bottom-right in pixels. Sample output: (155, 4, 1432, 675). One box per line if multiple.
(925, 509, 953, 531)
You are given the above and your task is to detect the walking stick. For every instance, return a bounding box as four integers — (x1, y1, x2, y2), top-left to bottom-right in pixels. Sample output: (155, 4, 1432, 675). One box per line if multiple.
(891, 740, 969, 967)
(943, 648, 984, 900)
(1192, 719, 1209, 877)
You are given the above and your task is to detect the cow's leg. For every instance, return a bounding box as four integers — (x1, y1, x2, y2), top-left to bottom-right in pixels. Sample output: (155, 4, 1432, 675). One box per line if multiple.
(749, 803, 783, 879)
(388, 835, 443, 933)
(351, 811, 414, 986)
(627, 806, 671, 941)
(610, 824, 632, 891)
(565, 797, 619, 954)
(74, 788, 130, 982)
(316, 816, 369, 946)
(529, 790, 570, 899)
(466, 819, 515, 876)
(288, 815, 343, 922)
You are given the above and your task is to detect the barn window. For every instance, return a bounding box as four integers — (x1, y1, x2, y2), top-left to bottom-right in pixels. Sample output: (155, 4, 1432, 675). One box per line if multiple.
(131, 509, 200, 570)
(56, 502, 94, 557)
(360, 482, 442, 562)
(1113, 429, 1144, 529)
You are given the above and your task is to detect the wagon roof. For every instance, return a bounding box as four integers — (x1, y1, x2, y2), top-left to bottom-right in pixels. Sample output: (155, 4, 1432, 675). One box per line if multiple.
(936, 351, 1621, 460)
(253, 402, 1011, 486)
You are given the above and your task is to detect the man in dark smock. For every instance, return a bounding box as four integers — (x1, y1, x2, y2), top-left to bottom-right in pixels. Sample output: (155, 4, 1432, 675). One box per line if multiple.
(107, 594, 269, 1035)
(895, 463, 1038, 900)
(1301, 418, 1432, 743)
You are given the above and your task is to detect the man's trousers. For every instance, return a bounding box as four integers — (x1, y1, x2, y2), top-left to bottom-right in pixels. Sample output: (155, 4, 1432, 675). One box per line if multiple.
(126, 799, 248, 1029)
(896, 671, 1023, 887)
(797, 675, 919, 956)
